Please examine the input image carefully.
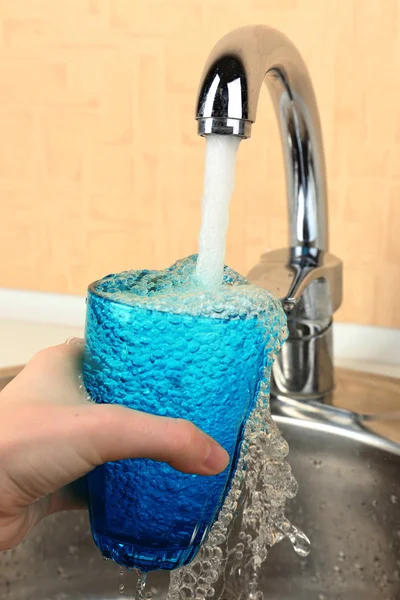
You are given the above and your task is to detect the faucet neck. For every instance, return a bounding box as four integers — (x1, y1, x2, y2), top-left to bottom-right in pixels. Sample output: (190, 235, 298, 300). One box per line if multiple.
(196, 25, 328, 252)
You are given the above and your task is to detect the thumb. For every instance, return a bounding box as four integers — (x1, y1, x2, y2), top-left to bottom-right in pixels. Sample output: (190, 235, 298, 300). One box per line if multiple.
(78, 402, 230, 476)
(3, 402, 229, 510)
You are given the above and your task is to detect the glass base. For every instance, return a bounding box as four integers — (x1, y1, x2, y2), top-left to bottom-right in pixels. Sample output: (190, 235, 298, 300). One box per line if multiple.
(91, 529, 203, 571)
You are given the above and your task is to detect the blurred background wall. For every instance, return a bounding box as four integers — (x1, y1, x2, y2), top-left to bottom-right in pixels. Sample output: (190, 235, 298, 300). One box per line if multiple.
(0, 0, 399, 326)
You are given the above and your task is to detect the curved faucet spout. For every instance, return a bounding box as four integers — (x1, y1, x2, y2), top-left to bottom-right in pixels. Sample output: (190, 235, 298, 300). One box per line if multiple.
(196, 25, 328, 252)
(195, 25, 343, 402)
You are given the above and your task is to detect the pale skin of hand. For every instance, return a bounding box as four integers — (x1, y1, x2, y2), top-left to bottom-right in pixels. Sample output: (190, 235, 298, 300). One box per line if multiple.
(0, 341, 229, 552)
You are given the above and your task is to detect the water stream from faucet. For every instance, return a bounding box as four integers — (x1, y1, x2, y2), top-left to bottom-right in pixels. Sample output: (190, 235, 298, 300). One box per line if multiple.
(195, 135, 241, 288)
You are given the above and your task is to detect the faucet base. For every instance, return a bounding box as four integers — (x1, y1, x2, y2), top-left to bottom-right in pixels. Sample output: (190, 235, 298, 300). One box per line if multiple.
(272, 324, 334, 402)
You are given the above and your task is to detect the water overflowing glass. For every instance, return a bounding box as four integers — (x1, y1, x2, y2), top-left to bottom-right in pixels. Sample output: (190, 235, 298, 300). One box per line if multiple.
(83, 255, 288, 571)
(81, 136, 309, 597)
(167, 388, 309, 600)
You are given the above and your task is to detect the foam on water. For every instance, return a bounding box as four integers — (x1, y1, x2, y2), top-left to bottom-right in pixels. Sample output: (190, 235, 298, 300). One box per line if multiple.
(94, 254, 281, 321)
(195, 135, 241, 288)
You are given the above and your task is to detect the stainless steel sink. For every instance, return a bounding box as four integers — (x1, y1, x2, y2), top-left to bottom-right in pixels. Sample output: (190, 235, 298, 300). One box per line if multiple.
(0, 366, 399, 600)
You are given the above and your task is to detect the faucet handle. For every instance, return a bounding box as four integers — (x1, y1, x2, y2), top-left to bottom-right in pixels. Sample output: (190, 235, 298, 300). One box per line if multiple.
(247, 247, 342, 315)
(248, 247, 343, 402)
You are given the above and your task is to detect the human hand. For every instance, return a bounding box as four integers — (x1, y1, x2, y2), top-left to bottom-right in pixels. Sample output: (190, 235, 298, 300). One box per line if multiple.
(0, 341, 229, 551)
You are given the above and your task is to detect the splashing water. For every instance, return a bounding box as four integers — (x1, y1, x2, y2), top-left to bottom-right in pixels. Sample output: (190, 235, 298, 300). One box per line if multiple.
(167, 368, 310, 600)
(136, 571, 150, 600)
(195, 135, 241, 288)
(117, 568, 153, 600)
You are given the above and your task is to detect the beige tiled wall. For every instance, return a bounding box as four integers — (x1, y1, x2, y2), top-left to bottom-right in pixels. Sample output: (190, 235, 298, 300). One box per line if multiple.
(1, 0, 400, 326)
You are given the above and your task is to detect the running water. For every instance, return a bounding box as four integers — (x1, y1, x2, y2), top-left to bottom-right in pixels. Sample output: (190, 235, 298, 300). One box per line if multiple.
(195, 135, 241, 288)
(136, 572, 149, 600)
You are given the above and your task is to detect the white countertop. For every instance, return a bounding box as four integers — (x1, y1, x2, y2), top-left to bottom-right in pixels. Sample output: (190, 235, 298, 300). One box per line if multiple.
(0, 319, 84, 368)
(1, 289, 400, 378)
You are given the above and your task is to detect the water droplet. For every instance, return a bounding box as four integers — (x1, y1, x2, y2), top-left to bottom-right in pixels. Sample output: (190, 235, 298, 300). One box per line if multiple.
(183, 572, 196, 585)
(209, 570, 219, 584)
(285, 524, 311, 557)
(235, 551, 244, 560)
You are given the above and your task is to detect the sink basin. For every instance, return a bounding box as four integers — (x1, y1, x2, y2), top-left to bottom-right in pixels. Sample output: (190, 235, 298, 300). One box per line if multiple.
(0, 367, 399, 600)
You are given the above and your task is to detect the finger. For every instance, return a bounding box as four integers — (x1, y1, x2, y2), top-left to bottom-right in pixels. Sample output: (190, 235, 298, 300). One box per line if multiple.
(24, 401, 229, 476)
(43, 407, 229, 515)
(83, 404, 230, 476)
(24, 345, 230, 475)
(3, 403, 229, 508)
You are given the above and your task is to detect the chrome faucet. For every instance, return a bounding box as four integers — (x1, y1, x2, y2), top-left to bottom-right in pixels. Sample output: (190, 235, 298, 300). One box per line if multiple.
(196, 25, 343, 402)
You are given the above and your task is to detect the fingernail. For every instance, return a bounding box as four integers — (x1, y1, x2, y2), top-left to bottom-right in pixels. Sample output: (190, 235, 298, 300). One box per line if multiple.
(202, 441, 230, 474)
(66, 337, 84, 346)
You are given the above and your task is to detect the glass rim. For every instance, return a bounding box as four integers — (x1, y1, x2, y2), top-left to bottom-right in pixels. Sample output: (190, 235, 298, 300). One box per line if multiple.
(86, 280, 278, 324)
(87, 280, 139, 310)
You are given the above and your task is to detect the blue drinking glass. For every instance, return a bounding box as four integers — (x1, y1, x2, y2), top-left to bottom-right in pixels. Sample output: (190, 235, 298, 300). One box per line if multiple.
(83, 256, 286, 572)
